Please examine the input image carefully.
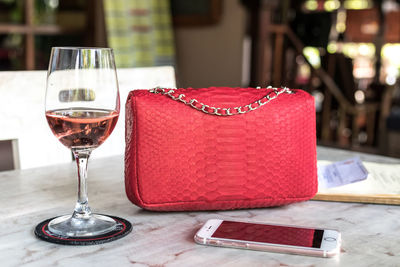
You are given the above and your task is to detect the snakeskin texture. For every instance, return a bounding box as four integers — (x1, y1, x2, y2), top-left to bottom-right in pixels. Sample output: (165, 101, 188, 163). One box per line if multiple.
(125, 87, 317, 211)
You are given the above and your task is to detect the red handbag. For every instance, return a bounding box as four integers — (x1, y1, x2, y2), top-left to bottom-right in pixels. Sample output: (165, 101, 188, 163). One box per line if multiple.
(125, 87, 317, 211)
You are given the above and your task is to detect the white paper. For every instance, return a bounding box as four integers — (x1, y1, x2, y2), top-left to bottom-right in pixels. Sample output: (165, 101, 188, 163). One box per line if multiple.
(318, 157, 369, 189)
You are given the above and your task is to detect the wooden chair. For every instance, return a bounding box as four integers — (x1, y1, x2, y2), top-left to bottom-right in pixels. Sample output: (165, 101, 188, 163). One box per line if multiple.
(259, 23, 391, 152)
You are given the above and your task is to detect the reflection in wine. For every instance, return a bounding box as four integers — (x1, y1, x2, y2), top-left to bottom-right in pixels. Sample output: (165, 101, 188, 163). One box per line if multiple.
(46, 108, 118, 149)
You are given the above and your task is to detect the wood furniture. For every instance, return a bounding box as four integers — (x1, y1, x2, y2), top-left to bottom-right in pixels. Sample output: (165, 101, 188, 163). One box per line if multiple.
(249, 4, 394, 154)
(0, 147, 399, 265)
(0, 0, 106, 70)
(0, 139, 19, 171)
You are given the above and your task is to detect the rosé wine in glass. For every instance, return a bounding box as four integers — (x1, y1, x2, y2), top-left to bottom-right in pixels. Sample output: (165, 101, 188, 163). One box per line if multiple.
(40, 47, 126, 239)
(46, 108, 119, 149)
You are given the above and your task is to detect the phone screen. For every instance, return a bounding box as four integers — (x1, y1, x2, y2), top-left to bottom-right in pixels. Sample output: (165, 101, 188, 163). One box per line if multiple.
(211, 221, 324, 248)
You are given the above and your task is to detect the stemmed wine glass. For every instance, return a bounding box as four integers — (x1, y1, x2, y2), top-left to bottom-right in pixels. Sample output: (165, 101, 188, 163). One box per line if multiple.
(44, 47, 121, 237)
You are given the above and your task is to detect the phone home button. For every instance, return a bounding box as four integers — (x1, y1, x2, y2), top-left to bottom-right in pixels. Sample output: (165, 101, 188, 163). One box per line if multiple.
(324, 237, 336, 242)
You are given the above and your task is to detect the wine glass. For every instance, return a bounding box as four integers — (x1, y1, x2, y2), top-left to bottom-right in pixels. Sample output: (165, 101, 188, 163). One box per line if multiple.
(44, 47, 121, 237)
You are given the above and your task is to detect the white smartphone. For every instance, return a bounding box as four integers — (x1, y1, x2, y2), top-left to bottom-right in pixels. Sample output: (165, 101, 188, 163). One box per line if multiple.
(194, 219, 341, 258)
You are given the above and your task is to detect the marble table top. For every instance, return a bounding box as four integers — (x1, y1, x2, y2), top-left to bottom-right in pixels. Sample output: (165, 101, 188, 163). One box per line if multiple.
(0, 147, 399, 266)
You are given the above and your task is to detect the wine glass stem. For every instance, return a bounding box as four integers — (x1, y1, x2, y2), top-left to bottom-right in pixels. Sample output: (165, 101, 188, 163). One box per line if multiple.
(72, 148, 92, 219)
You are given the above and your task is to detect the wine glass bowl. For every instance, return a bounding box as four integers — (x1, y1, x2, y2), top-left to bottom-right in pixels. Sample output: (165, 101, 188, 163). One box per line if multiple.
(44, 47, 121, 237)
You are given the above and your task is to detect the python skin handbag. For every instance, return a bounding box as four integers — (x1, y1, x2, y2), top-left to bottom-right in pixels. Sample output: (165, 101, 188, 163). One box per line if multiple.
(125, 86, 317, 211)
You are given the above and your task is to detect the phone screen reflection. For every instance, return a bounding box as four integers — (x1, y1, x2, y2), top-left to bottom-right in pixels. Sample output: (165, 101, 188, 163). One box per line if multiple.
(212, 221, 323, 248)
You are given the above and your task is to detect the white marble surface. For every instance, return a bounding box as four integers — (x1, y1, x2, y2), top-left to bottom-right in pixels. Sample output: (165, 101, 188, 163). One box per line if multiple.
(0, 148, 399, 266)
(0, 67, 176, 170)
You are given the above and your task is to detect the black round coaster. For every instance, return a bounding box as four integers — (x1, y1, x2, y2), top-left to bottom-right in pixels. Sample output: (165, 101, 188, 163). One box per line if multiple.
(34, 215, 132, 246)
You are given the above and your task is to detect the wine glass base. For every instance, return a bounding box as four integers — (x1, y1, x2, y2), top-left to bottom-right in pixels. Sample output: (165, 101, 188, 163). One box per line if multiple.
(35, 215, 132, 245)
(48, 214, 117, 237)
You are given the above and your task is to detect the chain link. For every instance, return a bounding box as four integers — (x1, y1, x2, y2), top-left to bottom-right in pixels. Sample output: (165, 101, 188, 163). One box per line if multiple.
(149, 86, 294, 116)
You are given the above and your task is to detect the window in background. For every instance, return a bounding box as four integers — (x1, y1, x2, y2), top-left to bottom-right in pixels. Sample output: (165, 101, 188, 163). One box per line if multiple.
(0, 0, 98, 70)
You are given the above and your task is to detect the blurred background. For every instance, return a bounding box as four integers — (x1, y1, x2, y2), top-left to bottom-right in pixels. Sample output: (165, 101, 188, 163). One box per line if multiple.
(0, 0, 399, 163)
